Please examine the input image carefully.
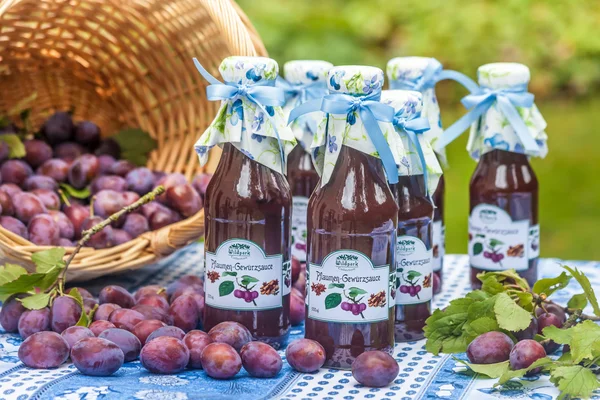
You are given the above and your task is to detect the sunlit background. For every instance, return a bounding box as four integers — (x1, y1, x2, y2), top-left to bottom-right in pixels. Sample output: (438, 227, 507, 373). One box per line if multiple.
(238, 0, 600, 260)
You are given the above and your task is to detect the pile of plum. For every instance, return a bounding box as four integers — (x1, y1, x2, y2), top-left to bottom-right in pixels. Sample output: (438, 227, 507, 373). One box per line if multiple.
(466, 304, 567, 369)
(0, 111, 210, 248)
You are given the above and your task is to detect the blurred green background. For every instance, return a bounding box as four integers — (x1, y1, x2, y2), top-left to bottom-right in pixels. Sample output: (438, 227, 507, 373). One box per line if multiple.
(238, 0, 600, 261)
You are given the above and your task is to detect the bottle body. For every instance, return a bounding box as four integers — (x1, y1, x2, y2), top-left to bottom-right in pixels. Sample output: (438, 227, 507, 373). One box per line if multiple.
(469, 150, 539, 288)
(287, 145, 320, 264)
(203, 143, 291, 348)
(304, 146, 397, 369)
(393, 175, 434, 342)
(432, 174, 445, 288)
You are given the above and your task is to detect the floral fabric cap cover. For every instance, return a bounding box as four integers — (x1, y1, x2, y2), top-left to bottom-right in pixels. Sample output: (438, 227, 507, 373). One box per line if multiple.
(467, 62, 548, 160)
(311, 65, 406, 186)
(282, 60, 333, 151)
(387, 57, 447, 166)
(381, 89, 443, 194)
(194, 56, 296, 175)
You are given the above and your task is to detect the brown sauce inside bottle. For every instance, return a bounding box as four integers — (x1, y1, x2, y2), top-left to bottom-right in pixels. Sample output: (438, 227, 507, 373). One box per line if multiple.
(469, 150, 539, 288)
(304, 146, 397, 369)
(432, 173, 445, 283)
(203, 143, 291, 348)
(392, 175, 433, 342)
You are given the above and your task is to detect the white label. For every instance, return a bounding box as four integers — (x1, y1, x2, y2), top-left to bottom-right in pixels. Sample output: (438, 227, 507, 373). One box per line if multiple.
(307, 250, 393, 324)
(204, 239, 287, 311)
(291, 196, 309, 262)
(468, 204, 533, 271)
(432, 221, 445, 272)
(396, 236, 433, 305)
(528, 225, 540, 259)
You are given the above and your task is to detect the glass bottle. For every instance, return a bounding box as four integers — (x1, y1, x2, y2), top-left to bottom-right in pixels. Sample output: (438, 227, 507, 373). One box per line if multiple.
(196, 56, 297, 348)
(381, 90, 441, 342)
(303, 66, 397, 369)
(281, 60, 332, 268)
(464, 63, 547, 288)
(387, 57, 449, 289)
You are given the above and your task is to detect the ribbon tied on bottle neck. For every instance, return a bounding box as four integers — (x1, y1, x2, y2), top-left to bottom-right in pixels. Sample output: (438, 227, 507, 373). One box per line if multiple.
(390, 58, 480, 93)
(437, 83, 540, 154)
(392, 112, 432, 197)
(277, 77, 328, 135)
(288, 90, 399, 184)
(192, 58, 287, 167)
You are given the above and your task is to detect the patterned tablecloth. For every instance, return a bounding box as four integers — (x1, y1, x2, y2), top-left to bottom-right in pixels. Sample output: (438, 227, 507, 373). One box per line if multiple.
(0, 243, 597, 400)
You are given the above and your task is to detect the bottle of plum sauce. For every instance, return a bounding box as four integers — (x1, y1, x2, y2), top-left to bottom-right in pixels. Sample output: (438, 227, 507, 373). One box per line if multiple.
(196, 56, 297, 349)
(303, 66, 398, 370)
(282, 60, 333, 271)
(381, 90, 441, 342)
(387, 57, 449, 290)
(466, 63, 547, 288)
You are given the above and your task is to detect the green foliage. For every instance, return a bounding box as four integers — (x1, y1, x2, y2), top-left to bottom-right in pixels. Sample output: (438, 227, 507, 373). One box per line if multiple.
(562, 265, 600, 316)
(0, 249, 66, 296)
(238, 0, 600, 99)
(551, 366, 600, 400)
(111, 128, 157, 166)
(59, 183, 91, 200)
(0, 134, 25, 158)
(456, 359, 509, 379)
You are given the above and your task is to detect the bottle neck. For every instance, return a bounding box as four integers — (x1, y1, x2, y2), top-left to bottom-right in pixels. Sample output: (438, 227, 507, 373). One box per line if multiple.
(327, 145, 389, 188)
(479, 149, 530, 166)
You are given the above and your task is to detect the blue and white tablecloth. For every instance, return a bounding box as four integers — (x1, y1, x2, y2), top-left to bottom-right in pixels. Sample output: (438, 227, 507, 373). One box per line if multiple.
(0, 243, 598, 400)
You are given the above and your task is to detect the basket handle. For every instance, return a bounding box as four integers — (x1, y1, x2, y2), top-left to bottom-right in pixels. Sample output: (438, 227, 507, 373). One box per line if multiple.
(149, 209, 205, 257)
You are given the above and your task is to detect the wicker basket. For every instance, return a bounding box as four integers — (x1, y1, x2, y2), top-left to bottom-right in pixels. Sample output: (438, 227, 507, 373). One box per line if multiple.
(0, 0, 267, 281)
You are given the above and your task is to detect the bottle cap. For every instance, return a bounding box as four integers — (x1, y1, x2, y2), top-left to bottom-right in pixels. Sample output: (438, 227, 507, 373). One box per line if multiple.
(477, 63, 530, 89)
(219, 56, 278, 85)
(327, 66, 384, 95)
(283, 60, 333, 85)
(386, 57, 441, 87)
(380, 89, 423, 119)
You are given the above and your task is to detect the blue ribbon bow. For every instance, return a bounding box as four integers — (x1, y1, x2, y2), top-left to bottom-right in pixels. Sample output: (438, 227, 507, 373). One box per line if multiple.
(288, 91, 399, 184)
(436, 84, 539, 153)
(276, 77, 327, 135)
(392, 113, 432, 196)
(192, 58, 288, 168)
(390, 58, 480, 94)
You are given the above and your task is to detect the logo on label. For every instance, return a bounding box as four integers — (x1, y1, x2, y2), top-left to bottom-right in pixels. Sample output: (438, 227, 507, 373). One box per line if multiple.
(335, 254, 359, 271)
(228, 243, 251, 259)
(479, 209, 497, 224)
(397, 239, 416, 255)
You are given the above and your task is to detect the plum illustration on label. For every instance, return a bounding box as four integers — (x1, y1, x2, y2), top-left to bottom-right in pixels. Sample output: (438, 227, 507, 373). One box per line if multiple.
(395, 236, 433, 305)
(469, 204, 536, 272)
(291, 196, 309, 263)
(204, 239, 285, 311)
(307, 250, 391, 323)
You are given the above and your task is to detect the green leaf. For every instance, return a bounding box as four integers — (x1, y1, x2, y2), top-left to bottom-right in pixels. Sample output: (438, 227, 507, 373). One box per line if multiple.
(465, 290, 491, 301)
(58, 183, 91, 200)
(66, 288, 92, 327)
(567, 293, 588, 310)
(348, 287, 367, 298)
(328, 283, 345, 289)
(31, 248, 66, 273)
(494, 292, 532, 332)
(406, 271, 422, 281)
(532, 272, 571, 297)
(514, 292, 534, 312)
(463, 317, 499, 338)
(0, 134, 26, 158)
(0, 264, 28, 286)
(564, 320, 600, 363)
(543, 325, 573, 345)
(562, 265, 600, 316)
(19, 291, 53, 310)
(467, 295, 497, 320)
(489, 238, 504, 247)
(472, 242, 483, 256)
(455, 359, 509, 378)
(222, 271, 238, 277)
(550, 365, 600, 400)
(324, 293, 342, 310)
(479, 275, 505, 295)
(495, 357, 554, 385)
(219, 281, 234, 297)
(112, 128, 157, 166)
(424, 297, 475, 355)
(241, 275, 259, 286)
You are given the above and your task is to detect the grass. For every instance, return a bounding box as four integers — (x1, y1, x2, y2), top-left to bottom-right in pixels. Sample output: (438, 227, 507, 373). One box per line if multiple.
(443, 99, 600, 261)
